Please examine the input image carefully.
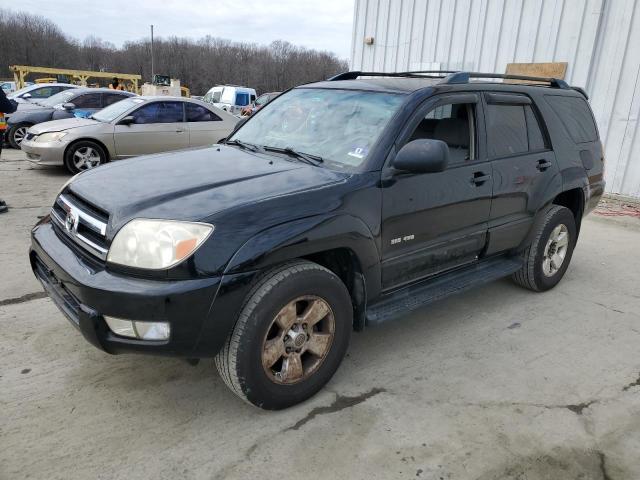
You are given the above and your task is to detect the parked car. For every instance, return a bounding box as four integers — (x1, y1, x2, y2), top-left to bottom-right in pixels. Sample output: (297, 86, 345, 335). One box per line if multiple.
(21, 96, 238, 173)
(1, 81, 34, 94)
(29, 70, 604, 410)
(203, 85, 256, 115)
(7, 88, 135, 148)
(241, 91, 281, 116)
(8, 82, 77, 105)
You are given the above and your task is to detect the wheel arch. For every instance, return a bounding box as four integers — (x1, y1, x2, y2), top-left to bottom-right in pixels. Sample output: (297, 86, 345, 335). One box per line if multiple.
(224, 213, 382, 330)
(552, 187, 585, 234)
(63, 137, 111, 163)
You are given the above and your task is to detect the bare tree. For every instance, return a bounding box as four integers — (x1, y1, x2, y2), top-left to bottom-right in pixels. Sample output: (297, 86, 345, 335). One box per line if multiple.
(0, 9, 349, 95)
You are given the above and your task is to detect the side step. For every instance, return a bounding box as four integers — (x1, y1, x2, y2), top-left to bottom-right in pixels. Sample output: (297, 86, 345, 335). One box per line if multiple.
(366, 256, 523, 326)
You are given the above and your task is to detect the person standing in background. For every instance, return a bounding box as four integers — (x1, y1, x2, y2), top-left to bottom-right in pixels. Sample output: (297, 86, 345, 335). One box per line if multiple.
(109, 77, 125, 91)
(0, 87, 18, 213)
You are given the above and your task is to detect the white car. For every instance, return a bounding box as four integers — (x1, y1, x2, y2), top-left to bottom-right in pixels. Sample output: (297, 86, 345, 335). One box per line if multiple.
(203, 85, 256, 115)
(1, 81, 34, 93)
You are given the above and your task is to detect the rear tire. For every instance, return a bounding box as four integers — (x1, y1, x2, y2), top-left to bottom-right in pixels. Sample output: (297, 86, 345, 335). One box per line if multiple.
(215, 260, 352, 410)
(8, 123, 31, 149)
(64, 140, 107, 174)
(512, 205, 576, 292)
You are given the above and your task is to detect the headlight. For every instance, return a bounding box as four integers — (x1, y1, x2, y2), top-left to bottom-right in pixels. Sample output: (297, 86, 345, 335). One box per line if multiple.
(36, 131, 68, 143)
(107, 219, 214, 269)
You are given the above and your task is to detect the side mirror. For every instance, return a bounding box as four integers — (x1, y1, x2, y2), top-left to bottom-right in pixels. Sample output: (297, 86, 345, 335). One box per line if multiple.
(62, 103, 76, 111)
(21, 93, 32, 99)
(119, 115, 135, 126)
(393, 139, 449, 173)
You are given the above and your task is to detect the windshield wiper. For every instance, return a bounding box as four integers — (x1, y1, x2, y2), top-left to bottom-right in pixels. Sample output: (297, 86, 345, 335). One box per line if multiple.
(262, 146, 324, 165)
(225, 139, 261, 152)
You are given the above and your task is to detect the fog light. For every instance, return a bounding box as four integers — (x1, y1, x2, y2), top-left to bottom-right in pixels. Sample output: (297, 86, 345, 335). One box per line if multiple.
(104, 316, 170, 341)
(134, 321, 170, 340)
(104, 316, 136, 338)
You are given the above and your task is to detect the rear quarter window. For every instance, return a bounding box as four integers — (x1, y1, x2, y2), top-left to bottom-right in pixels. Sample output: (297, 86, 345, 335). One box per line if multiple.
(546, 95, 598, 143)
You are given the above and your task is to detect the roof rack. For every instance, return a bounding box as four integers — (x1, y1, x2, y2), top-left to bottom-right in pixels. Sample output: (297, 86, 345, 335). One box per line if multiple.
(328, 70, 572, 91)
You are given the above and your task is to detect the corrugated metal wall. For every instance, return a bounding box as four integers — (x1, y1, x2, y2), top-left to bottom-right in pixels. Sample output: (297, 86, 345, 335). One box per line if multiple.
(351, 0, 640, 198)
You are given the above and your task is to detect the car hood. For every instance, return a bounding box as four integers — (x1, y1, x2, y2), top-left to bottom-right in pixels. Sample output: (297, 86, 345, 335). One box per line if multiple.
(29, 117, 100, 134)
(67, 145, 349, 233)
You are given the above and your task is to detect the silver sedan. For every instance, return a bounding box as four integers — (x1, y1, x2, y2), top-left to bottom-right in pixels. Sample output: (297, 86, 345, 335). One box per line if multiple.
(21, 96, 239, 173)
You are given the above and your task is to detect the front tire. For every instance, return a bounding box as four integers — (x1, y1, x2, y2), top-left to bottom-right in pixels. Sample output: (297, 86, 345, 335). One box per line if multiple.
(64, 140, 107, 174)
(512, 205, 577, 292)
(8, 123, 30, 148)
(215, 260, 353, 410)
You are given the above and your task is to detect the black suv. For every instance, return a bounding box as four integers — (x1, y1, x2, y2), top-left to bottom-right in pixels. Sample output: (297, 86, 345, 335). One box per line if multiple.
(30, 71, 605, 409)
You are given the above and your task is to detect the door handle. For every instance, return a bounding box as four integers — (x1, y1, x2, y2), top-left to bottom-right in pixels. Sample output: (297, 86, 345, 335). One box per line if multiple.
(176, 130, 185, 133)
(471, 171, 491, 186)
(536, 159, 552, 171)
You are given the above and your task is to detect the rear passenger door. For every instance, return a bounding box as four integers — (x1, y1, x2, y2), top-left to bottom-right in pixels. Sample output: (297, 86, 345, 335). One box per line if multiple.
(380, 94, 493, 289)
(185, 103, 228, 145)
(484, 93, 559, 254)
(114, 101, 189, 157)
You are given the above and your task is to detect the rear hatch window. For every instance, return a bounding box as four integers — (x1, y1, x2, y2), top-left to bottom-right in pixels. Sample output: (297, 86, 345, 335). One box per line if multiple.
(546, 95, 598, 143)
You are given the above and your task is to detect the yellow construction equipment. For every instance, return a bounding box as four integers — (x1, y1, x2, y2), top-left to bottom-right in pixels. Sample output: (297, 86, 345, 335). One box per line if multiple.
(10, 65, 142, 92)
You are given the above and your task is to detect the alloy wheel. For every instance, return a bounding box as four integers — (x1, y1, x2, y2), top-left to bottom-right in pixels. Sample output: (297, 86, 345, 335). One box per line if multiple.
(73, 146, 101, 170)
(542, 224, 569, 277)
(261, 295, 335, 385)
(13, 126, 28, 146)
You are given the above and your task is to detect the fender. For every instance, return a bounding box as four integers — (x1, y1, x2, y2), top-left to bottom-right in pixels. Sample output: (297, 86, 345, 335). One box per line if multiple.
(224, 213, 382, 300)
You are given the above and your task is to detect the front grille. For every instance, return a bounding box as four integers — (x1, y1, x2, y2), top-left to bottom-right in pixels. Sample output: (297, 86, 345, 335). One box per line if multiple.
(33, 254, 81, 326)
(50, 193, 109, 260)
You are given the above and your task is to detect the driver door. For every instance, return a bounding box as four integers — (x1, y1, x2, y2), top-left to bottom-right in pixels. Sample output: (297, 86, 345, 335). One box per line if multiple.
(380, 94, 492, 289)
(114, 101, 188, 157)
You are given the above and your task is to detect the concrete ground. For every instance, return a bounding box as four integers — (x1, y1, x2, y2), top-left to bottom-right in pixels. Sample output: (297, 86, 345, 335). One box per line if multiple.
(1, 148, 639, 480)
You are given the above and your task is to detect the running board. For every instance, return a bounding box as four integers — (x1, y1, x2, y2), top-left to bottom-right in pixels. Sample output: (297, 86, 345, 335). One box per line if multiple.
(366, 256, 523, 326)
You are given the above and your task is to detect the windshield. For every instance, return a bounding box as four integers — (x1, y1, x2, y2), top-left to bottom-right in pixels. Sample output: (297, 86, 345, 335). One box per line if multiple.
(39, 90, 77, 107)
(91, 97, 144, 122)
(230, 88, 404, 170)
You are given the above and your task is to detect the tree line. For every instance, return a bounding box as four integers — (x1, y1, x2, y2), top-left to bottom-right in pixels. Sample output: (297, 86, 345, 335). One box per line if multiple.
(0, 9, 349, 95)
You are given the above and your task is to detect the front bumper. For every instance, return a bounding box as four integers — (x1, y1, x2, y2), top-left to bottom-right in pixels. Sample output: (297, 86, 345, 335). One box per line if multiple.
(30, 217, 256, 357)
(21, 138, 67, 166)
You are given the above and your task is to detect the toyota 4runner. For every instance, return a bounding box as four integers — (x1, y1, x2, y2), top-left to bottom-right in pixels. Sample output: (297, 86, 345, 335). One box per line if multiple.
(30, 71, 605, 409)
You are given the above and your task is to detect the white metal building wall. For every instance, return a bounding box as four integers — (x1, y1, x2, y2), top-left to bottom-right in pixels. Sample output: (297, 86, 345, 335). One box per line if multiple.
(351, 0, 640, 198)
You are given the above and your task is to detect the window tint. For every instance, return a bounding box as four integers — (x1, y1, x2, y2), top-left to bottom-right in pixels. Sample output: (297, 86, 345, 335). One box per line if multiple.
(235, 93, 250, 106)
(30, 87, 55, 98)
(103, 93, 127, 107)
(131, 102, 184, 124)
(73, 94, 101, 108)
(255, 94, 268, 106)
(486, 104, 528, 157)
(186, 103, 221, 122)
(547, 95, 598, 143)
(525, 105, 547, 151)
(212, 91, 222, 102)
(409, 103, 473, 164)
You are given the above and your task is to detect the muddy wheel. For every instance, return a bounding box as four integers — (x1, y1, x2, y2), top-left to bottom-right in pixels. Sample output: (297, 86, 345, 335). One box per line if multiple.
(215, 260, 352, 410)
(512, 205, 577, 292)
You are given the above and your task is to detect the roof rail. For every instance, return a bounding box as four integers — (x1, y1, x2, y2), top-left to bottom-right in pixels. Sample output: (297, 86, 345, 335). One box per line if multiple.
(328, 70, 572, 91)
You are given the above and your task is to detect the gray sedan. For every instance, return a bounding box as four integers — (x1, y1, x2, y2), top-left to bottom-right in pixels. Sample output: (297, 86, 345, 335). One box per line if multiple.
(21, 96, 239, 173)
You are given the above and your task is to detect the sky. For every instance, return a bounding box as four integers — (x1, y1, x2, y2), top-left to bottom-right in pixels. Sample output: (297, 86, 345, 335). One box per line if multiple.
(17, 0, 355, 60)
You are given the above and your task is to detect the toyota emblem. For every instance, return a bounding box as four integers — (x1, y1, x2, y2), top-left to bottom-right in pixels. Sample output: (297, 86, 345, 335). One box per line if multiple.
(65, 211, 77, 232)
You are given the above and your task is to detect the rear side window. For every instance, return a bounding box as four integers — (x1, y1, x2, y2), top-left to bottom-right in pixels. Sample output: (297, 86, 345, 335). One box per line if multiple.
(103, 93, 127, 106)
(73, 94, 101, 108)
(186, 103, 221, 122)
(546, 96, 598, 143)
(486, 104, 528, 157)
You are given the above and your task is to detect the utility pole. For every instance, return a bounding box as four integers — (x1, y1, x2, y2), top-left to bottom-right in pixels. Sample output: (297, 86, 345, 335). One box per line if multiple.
(150, 24, 154, 82)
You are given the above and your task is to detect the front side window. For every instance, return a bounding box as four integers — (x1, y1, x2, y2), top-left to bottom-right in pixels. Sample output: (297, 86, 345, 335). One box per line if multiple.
(230, 88, 405, 170)
(30, 86, 55, 98)
(131, 102, 184, 124)
(255, 94, 269, 106)
(486, 104, 529, 157)
(408, 102, 475, 164)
